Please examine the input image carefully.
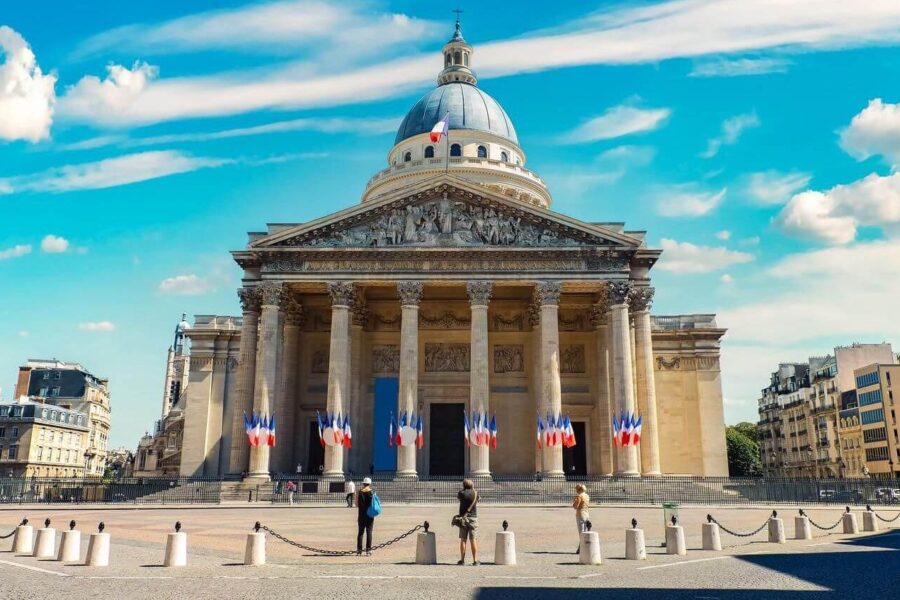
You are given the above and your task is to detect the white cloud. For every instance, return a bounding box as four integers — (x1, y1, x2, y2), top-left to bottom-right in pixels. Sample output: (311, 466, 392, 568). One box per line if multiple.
(739, 235, 760, 246)
(746, 170, 812, 205)
(719, 239, 900, 344)
(58, 0, 900, 128)
(720, 273, 733, 283)
(158, 274, 219, 295)
(0, 244, 31, 260)
(40, 234, 69, 253)
(596, 144, 656, 166)
(840, 98, 900, 166)
(0, 150, 230, 195)
(78, 321, 115, 332)
(656, 186, 727, 217)
(689, 57, 792, 77)
(0, 26, 56, 142)
(656, 238, 754, 273)
(776, 172, 900, 244)
(560, 104, 671, 144)
(701, 112, 760, 158)
(715, 230, 731, 240)
(59, 62, 159, 128)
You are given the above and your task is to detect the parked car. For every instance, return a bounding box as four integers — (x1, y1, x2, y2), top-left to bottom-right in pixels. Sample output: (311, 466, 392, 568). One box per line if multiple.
(819, 489, 837, 500)
(874, 488, 900, 503)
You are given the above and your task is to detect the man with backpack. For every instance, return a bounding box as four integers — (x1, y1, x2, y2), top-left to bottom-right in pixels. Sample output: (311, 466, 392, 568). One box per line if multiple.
(455, 479, 479, 565)
(285, 480, 297, 506)
(355, 477, 379, 556)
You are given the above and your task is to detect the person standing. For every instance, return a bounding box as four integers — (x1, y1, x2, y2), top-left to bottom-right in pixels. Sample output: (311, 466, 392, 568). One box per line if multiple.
(286, 480, 297, 506)
(456, 479, 479, 565)
(572, 484, 590, 554)
(296, 463, 303, 476)
(345, 479, 356, 508)
(356, 477, 375, 556)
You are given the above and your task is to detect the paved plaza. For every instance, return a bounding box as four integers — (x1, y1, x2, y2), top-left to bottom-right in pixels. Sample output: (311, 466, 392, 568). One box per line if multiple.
(1, 503, 899, 598)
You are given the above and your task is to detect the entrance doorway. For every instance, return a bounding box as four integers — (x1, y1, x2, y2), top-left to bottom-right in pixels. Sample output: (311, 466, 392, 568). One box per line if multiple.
(429, 403, 465, 477)
(563, 421, 587, 478)
(307, 421, 325, 476)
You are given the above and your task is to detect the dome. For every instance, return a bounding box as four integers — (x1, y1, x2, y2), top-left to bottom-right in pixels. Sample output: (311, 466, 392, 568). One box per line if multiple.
(394, 83, 518, 146)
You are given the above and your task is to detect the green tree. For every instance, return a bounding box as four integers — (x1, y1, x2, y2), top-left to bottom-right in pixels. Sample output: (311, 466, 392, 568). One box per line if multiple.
(731, 421, 759, 445)
(726, 427, 763, 477)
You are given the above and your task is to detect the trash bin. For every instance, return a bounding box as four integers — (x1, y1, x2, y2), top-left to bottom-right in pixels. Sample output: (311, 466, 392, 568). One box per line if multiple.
(662, 502, 680, 546)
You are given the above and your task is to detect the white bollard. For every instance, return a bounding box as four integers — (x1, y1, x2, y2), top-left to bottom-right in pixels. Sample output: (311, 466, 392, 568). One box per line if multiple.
(494, 528, 516, 566)
(164, 530, 188, 567)
(244, 529, 266, 566)
(414, 530, 437, 565)
(768, 515, 786, 544)
(665, 524, 687, 555)
(85, 524, 110, 567)
(57, 522, 82, 562)
(625, 525, 647, 560)
(579, 531, 602, 565)
(33, 521, 57, 559)
(12, 522, 34, 554)
(702, 521, 722, 551)
(794, 515, 812, 540)
(842, 511, 859, 534)
(863, 510, 879, 533)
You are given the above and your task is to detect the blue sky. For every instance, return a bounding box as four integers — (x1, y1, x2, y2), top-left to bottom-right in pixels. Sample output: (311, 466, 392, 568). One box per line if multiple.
(3, 0, 900, 448)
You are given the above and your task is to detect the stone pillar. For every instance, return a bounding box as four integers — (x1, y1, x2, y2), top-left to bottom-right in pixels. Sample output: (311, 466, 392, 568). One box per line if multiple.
(247, 282, 283, 480)
(535, 281, 564, 478)
(274, 293, 302, 474)
(631, 286, 661, 476)
(467, 281, 492, 478)
(348, 290, 367, 475)
(324, 282, 354, 479)
(530, 305, 543, 474)
(229, 288, 260, 475)
(396, 281, 423, 479)
(592, 300, 614, 476)
(608, 281, 639, 477)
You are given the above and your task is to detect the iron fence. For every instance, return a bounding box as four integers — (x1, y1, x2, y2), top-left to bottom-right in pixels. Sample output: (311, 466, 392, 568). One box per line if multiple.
(0, 477, 221, 505)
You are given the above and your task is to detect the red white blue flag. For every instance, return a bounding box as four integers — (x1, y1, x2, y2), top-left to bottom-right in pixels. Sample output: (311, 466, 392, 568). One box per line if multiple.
(463, 411, 471, 448)
(430, 112, 450, 143)
(536, 415, 544, 449)
(267, 413, 276, 447)
(342, 415, 352, 449)
(416, 414, 424, 449)
(490, 415, 498, 449)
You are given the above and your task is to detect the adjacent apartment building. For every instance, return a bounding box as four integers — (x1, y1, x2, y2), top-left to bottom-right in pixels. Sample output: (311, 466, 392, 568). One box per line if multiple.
(0, 398, 90, 477)
(758, 343, 898, 478)
(13, 359, 111, 476)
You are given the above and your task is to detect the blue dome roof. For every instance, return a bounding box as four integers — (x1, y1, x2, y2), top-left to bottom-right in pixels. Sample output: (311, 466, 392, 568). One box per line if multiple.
(394, 83, 518, 146)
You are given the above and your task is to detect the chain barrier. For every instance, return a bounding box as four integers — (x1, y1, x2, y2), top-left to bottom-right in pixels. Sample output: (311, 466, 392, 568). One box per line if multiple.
(797, 509, 843, 531)
(865, 505, 900, 523)
(261, 522, 424, 557)
(0, 518, 27, 539)
(707, 514, 769, 538)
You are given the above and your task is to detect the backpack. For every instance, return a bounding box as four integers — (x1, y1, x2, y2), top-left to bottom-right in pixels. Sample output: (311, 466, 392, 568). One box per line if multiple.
(366, 491, 382, 518)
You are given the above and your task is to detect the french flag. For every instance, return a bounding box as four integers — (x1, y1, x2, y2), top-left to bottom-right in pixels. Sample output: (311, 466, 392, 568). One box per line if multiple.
(332, 412, 343, 445)
(396, 411, 405, 446)
(612, 415, 620, 447)
(621, 412, 632, 446)
(631, 414, 642, 446)
(564, 415, 576, 448)
(416, 414, 424, 449)
(489, 415, 498, 449)
(267, 413, 276, 447)
(536, 415, 544, 449)
(343, 415, 352, 449)
(429, 112, 450, 143)
(316, 411, 326, 448)
(252, 413, 263, 447)
(545, 412, 553, 447)
(244, 413, 254, 446)
(388, 412, 396, 447)
(463, 411, 471, 448)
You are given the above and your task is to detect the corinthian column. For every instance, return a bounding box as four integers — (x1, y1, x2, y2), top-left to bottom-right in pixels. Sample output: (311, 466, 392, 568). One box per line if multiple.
(631, 286, 661, 476)
(247, 281, 283, 480)
(348, 289, 367, 475)
(535, 281, 564, 478)
(324, 282, 354, 479)
(396, 281, 423, 479)
(228, 287, 260, 476)
(609, 280, 639, 476)
(274, 293, 302, 474)
(592, 299, 614, 476)
(467, 281, 492, 478)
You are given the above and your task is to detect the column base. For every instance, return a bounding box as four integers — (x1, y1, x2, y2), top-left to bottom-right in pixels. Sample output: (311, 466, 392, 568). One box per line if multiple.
(394, 471, 419, 481)
(540, 470, 566, 480)
(641, 470, 662, 477)
(322, 471, 346, 482)
(470, 471, 493, 481)
(244, 472, 271, 484)
(614, 470, 641, 478)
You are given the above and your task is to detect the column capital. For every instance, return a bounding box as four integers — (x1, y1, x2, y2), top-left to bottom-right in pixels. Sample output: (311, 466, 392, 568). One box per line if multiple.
(327, 281, 356, 307)
(350, 287, 368, 327)
(397, 281, 424, 307)
(466, 281, 493, 306)
(258, 281, 284, 307)
(237, 287, 261, 313)
(282, 293, 304, 326)
(606, 280, 634, 306)
(629, 286, 655, 312)
(533, 281, 562, 306)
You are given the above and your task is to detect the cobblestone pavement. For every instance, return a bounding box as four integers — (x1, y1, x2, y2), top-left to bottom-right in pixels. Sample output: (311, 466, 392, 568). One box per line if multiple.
(0, 504, 898, 599)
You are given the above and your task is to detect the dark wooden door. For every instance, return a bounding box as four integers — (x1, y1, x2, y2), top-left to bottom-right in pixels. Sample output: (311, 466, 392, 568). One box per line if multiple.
(563, 421, 588, 478)
(429, 403, 465, 477)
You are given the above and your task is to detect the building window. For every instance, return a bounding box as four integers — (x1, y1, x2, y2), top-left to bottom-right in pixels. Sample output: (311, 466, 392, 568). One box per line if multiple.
(500, 151, 509, 162)
(477, 145, 487, 158)
(54, 371, 61, 380)
(50, 387, 60, 397)
(8, 445, 17, 460)
(859, 389, 883, 406)
(856, 371, 879, 388)
(450, 143, 461, 157)
(464, 52, 469, 66)
(49, 431, 54, 443)
(861, 408, 885, 425)
(403, 151, 412, 162)
(0, 428, 4, 438)
(424, 146, 435, 158)
(445, 53, 451, 66)
(864, 427, 887, 443)
(865, 446, 889, 461)
(454, 51, 461, 64)
(36, 447, 42, 461)
(11, 427, 18, 438)
(39, 387, 48, 396)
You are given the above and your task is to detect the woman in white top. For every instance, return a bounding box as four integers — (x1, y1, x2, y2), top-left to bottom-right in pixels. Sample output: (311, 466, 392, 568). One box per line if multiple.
(572, 484, 590, 554)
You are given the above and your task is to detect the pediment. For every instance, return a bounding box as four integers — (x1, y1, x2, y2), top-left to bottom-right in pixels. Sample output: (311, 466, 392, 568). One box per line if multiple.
(252, 177, 642, 250)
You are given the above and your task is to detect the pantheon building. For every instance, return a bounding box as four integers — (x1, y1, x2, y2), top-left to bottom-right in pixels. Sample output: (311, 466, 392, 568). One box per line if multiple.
(179, 23, 728, 481)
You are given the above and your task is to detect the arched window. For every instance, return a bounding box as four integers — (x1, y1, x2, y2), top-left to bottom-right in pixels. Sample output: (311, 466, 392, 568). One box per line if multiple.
(403, 151, 412, 162)
(445, 53, 452, 66)
(454, 51, 461, 64)
(477, 145, 487, 158)
(464, 53, 469, 66)
(500, 151, 509, 162)
(450, 143, 461, 157)
(424, 146, 435, 158)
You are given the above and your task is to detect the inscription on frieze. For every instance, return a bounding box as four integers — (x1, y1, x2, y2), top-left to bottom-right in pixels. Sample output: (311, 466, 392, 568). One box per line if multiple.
(424, 343, 470, 372)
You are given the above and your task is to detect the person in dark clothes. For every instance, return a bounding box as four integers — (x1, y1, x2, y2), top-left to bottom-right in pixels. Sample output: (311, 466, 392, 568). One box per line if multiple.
(456, 479, 479, 565)
(355, 477, 375, 556)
